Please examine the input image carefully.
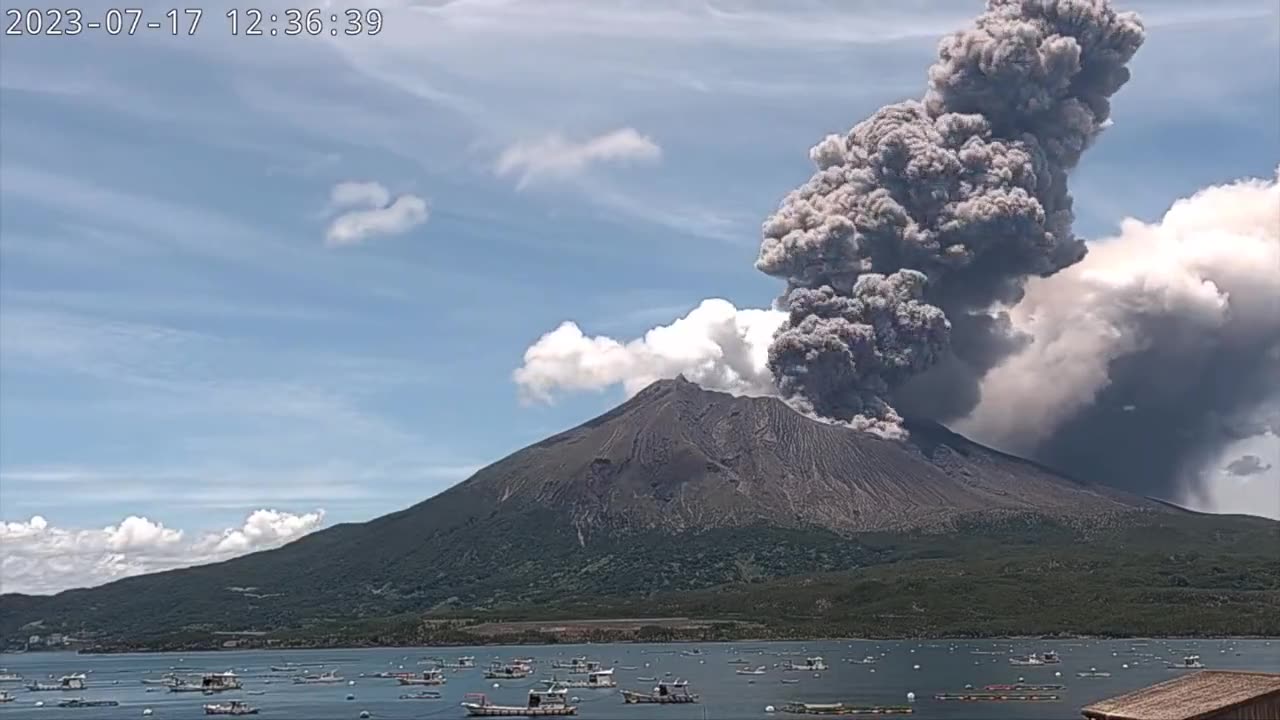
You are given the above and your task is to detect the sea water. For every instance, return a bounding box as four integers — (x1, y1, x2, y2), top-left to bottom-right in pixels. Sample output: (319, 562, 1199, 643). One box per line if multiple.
(1, 639, 1276, 720)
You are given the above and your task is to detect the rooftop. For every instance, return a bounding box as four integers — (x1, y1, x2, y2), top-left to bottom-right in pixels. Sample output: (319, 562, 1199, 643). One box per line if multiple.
(1081, 670, 1280, 720)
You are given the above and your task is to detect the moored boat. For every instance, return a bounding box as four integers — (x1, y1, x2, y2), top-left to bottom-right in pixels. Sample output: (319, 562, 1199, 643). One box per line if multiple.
(781, 657, 827, 672)
(934, 692, 1060, 702)
(462, 688, 577, 716)
(1077, 668, 1111, 678)
(293, 670, 344, 684)
(621, 681, 699, 704)
(201, 671, 243, 693)
(551, 656, 587, 670)
(57, 697, 120, 708)
(204, 700, 260, 715)
(736, 666, 767, 676)
(543, 669, 615, 689)
(27, 673, 86, 691)
(1168, 654, 1205, 669)
(1008, 655, 1045, 666)
(984, 683, 1063, 692)
(779, 702, 912, 715)
(0, 691, 14, 703)
(399, 669, 447, 686)
(0, 672, 22, 683)
(484, 662, 529, 680)
(400, 690, 442, 700)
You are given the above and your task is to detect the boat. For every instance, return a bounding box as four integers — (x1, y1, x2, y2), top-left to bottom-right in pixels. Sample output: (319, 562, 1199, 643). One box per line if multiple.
(373, 671, 415, 679)
(681, 649, 703, 656)
(462, 688, 578, 716)
(0, 691, 13, 703)
(736, 666, 767, 676)
(484, 662, 530, 680)
(780, 679, 800, 685)
(58, 697, 121, 708)
(849, 656, 878, 665)
(1008, 655, 1046, 666)
(636, 676, 656, 682)
(0, 672, 22, 682)
(621, 681, 699, 704)
(727, 659, 750, 665)
(779, 702, 912, 715)
(984, 683, 1063, 692)
(543, 669, 616, 689)
(1168, 654, 1205, 669)
(293, 670, 344, 684)
(441, 656, 476, 669)
(400, 691, 442, 700)
(1077, 668, 1112, 678)
(27, 673, 86, 691)
(934, 692, 1060, 702)
(204, 700, 260, 715)
(551, 656, 588, 670)
(399, 669, 447, 686)
(782, 657, 827, 672)
(269, 662, 323, 672)
(201, 672, 243, 692)
(142, 673, 181, 686)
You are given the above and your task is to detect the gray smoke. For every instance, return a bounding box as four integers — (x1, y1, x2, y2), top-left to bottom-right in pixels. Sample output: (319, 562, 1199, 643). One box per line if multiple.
(1225, 455, 1272, 478)
(757, 0, 1145, 431)
(768, 272, 949, 436)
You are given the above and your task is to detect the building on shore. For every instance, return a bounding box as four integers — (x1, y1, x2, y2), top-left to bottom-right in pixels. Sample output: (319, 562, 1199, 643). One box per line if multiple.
(1082, 670, 1280, 720)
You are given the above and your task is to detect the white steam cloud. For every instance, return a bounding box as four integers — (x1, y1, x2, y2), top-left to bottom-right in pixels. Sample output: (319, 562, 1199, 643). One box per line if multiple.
(1, 509, 325, 595)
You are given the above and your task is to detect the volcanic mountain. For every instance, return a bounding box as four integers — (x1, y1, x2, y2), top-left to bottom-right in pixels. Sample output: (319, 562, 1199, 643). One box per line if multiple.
(3, 378, 1276, 647)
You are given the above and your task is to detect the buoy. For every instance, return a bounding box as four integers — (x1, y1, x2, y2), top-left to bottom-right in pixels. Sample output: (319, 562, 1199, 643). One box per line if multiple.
(1123, 664, 1129, 669)
(34, 701, 44, 708)
(348, 680, 356, 686)
(493, 683, 500, 688)
(1055, 671, 1062, 677)
(869, 668, 876, 673)
(347, 693, 355, 700)
(143, 710, 153, 716)
(907, 692, 916, 702)
(571, 697, 580, 703)
(964, 684, 973, 690)
(1017, 676, 1024, 682)
(812, 673, 820, 678)
(765, 705, 776, 713)
(912, 664, 920, 670)
(359, 712, 371, 719)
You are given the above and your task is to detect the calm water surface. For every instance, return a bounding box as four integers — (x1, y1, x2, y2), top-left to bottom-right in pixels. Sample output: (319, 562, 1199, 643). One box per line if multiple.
(2, 639, 1277, 720)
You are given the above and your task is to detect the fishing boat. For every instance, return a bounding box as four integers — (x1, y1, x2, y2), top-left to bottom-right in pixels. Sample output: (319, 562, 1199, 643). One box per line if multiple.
(1008, 655, 1045, 666)
(141, 673, 180, 686)
(485, 662, 530, 680)
(1039, 651, 1061, 664)
(781, 657, 827, 672)
(204, 700, 260, 715)
(462, 688, 578, 716)
(779, 702, 912, 715)
(27, 673, 86, 691)
(543, 669, 616, 689)
(400, 691, 442, 700)
(0, 672, 22, 682)
(399, 669, 447, 686)
(849, 656, 878, 665)
(736, 666, 767, 676)
(1168, 654, 1205, 669)
(57, 697, 121, 708)
(372, 671, 415, 680)
(621, 680, 699, 704)
(293, 670, 344, 684)
(984, 683, 1064, 692)
(201, 672, 243, 692)
(0, 691, 13, 703)
(934, 692, 1060, 702)
(551, 656, 588, 671)
(441, 656, 476, 669)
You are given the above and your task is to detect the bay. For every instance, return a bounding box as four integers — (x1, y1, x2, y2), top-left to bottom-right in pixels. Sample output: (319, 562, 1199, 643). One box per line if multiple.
(1, 639, 1276, 720)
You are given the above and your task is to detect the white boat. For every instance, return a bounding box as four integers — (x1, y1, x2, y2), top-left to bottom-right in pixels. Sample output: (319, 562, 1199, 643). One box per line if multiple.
(441, 656, 476, 669)
(0, 672, 22, 682)
(621, 680, 699, 704)
(0, 690, 13, 703)
(293, 670, 344, 684)
(399, 669, 447, 686)
(1077, 667, 1112, 678)
(462, 688, 577, 716)
(1009, 655, 1046, 666)
(1039, 651, 1061, 664)
(27, 673, 86, 691)
(543, 669, 616, 689)
(400, 691, 442, 700)
(1168, 655, 1205, 669)
(204, 700, 260, 715)
(551, 656, 587, 670)
(201, 672, 243, 692)
(850, 656, 878, 665)
(782, 657, 827, 672)
(141, 673, 180, 686)
(736, 666, 767, 676)
(681, 649, 703, 657)
(484, 663, 529, 680)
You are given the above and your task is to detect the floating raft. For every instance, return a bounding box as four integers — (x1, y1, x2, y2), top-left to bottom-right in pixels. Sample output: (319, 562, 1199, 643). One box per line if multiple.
(934, 692, 1061, 702)
(780, 702, 913, 715)
(984, 683, 1064, 691)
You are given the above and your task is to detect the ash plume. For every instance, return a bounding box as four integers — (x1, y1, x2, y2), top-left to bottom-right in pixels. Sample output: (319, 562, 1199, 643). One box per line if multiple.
(757, 0, 1145, 430)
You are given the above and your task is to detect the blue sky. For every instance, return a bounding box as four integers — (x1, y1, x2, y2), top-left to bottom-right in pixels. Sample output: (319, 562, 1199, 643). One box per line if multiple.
(1, 0, 1278, 591)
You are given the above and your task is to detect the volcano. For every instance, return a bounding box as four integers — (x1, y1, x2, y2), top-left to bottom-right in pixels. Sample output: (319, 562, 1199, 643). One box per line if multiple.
(4, 378, 1276, 647)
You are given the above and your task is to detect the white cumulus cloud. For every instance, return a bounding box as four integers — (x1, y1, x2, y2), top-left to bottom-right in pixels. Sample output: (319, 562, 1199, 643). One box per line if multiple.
(0, 509, 325, 595)
(324, 180, 428, 247)
(513, 298, 784, 403)
(495, 128, 662, 189)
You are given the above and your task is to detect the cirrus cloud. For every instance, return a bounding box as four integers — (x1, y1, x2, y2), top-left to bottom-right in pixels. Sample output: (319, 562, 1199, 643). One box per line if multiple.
(1, 509, 325, 595)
